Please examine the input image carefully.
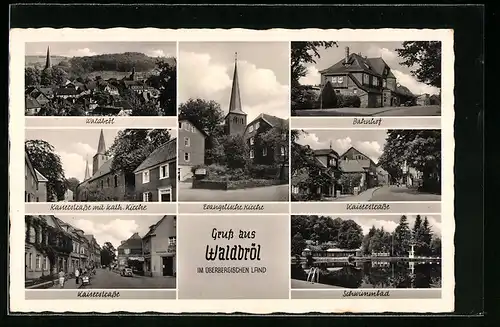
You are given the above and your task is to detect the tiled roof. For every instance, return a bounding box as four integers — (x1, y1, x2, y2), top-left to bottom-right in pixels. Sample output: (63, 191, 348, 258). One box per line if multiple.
(339, 160, 366, 173)
(54, 88, 78, 96)
(142, 215, 173, 239)
(118, 232, 143, 250)
(313, 149, 340, 157)
(86, 158, 113, 182)
(133, 138, 177, 173)
(25, 96, 41, 109)
(320, 53, 381, 76)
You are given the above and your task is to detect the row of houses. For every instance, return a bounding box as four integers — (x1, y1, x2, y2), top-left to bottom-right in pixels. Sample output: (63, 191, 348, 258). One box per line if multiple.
(116, 215, 176, 277)
(75, 129, 176, 202)
(25, 215, 101, 281)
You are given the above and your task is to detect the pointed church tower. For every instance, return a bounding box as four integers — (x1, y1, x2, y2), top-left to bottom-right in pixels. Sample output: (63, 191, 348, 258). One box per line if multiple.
(225, 52, 247, 136)
(44, 46, 52, 70)
(84, 156, 91, 181)
(92, 129, 108, 175)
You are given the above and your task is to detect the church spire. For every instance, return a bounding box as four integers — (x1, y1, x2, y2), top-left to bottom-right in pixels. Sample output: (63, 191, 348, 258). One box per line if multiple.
(84, 156, 91, 180)
(44, 46, 51, 70)
(228, 52, 245, 114)
(97, 129, 106, 154)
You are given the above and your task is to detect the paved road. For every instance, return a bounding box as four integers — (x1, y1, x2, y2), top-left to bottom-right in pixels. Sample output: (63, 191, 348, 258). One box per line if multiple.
(326, 187, 380, 202)
(54, 269, 176, 289)
(370, 185, 441, 201)
(178, 182, 289, 202)
(294, 105, 441, 117)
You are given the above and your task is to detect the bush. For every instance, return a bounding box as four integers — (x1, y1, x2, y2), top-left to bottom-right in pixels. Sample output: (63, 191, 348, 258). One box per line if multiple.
(319, 81, 337, 109)
(291, 85, 321, 110)
(247, 164, 280, 179)
(340, 95, 361, 108)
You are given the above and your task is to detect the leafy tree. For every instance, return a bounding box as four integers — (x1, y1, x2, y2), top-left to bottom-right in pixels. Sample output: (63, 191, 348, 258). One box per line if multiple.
(291, 85, 320, 111)
(100, 241, 116, 266)
(379, 130, 441, 192)
(178, 98, 224, 136)
(396, 41, 441, 88)
(220, 134, 249, 169)
(107, 129, 171, 174)
(65, 177, 81, 193)
(339, 173, 362, 194)
(25, 67, 41, 86)
(258, 120, 289, 180)
(25, 140, 67, 200)
(393, 215, 412, 256)
(291, 41, 338, 84)
(337, 219, 363, 249)
(319, 81, 337, 108)
(430, 236, 441, 257)
(156, 59, 176, 116)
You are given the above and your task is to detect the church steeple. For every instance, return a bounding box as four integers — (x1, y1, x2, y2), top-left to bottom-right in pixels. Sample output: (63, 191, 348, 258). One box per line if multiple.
(97, 129, 106, 154)
(225, 52, 247, 136)
(84, 156, 91, 181)
(44, 46, 51, 70)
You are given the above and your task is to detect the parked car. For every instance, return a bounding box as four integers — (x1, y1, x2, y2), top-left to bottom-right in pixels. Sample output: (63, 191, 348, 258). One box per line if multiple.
(121, 267, 133, 277)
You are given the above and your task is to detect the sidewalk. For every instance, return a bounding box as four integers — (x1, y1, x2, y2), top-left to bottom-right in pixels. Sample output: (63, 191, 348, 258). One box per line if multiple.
(328, 187, 380, 202)
(49, 276, 82, 289)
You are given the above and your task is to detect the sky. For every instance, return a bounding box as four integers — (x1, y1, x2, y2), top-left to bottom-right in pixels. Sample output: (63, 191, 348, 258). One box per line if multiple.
(178, 42, 289, 122)
(56, 215, 165, 250)
(295, 129, 388, 164)
(25, 128, 177, 182)
(298, 41, 441, 96)
(25, 42, 177, 58)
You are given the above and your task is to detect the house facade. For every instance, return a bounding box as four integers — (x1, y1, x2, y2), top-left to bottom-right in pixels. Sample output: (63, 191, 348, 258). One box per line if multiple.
(178, 119, 207, 182)
(319, 46, 416, 108)
(75, 129, 135, 201)
(376, 166, 391, 186)
(339, 146, 378, 192)
(25, 151, 48, 202)
(117, 233, 144, 272)
(25, 96, 42, 115)
(142, 215, 177, 277)
(134, 138, 177, 202)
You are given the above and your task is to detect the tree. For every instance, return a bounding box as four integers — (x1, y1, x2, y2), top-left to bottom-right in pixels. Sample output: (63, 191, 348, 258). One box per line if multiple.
(156, 58, 177, 116)
(319, 81, 337, 108)
(412, 215, 423, 254)
(393, 215, 412, 256)
(291, 41, 338, 84)
(25, 67, 41, 86)
(291, 85, 320, 111)
(379, 130, 441, 192)
(395, 41, 441, 88)
(100, 241, 116, 266)
(430, 236, 441, 257)
(337, 219, 363, 249)
(221, 134, 249, 169)
(420, 217, 433, 256)
(339, 173, 362, 195)
(40, 67, 68, 86)
(178, 98, 224, 136)
(258, 120, 289, 180)
(107, 129, 171, 174)
(25, 140, 67, 200)
(65, 177, 81, 193)
(291, 232, 306, 255)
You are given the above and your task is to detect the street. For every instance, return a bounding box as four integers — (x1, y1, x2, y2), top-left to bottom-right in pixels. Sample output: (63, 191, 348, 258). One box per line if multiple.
(53, 268, 176, 289)
(369, 185, 441, 201)
(178, 182, 289, 202)
(293, 105, 441, 117)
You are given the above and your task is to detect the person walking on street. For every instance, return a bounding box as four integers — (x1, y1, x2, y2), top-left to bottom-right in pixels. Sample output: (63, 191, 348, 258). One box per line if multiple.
(75, 268, 80, 285)
(58, 270, 65, 288)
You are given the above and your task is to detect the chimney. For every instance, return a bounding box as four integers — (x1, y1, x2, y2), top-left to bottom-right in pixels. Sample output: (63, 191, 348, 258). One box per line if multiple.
(345, 47, 350, 64)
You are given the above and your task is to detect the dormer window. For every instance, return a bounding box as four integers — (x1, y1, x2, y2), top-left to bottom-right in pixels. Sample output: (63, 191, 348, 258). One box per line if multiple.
(332, 76, 338, 83)
(248, 125, 254, 133)
(249, 137, 254, 145)
(255, 122, 260, 130)
(184, 123, 190, 131)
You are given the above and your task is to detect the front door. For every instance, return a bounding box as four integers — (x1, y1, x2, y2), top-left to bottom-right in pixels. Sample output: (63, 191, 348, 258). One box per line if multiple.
(162, 256, 173, 276)
(158, 188, 172, 202)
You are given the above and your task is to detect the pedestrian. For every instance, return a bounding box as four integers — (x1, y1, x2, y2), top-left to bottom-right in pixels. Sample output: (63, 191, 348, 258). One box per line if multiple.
(75, 268, 80, 285)
(58, 270, 65, 288)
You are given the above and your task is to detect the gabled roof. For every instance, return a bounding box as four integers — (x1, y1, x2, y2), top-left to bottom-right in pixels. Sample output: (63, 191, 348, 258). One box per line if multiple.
(118, 232, 143, 250)
(86, 158, 113, 182)
(25, 151, 38, 182)
(320, 53, 382, 76)
(25, 96, 41, 109)
(54, 88, 78, 96)
(133, 138, 177, 173)
(313, 148, 340, 157)
(339, 159, 366, 173)
(249, 113, 288, 129)
(34, 169, 48, 182)
(143, 215, 169, 239)
(339, 146, 377, 166)
(179, 118, 208, 137)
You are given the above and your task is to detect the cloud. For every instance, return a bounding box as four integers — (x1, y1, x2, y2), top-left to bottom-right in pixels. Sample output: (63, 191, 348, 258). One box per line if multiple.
(297, 133, 383, 162)
(146, 49, 173, 58)
(392, 70, 440, 96)
(59, 151, 90, 182)
(64, 48, 97, 57)
(71, 219, 141, 250)
(299, 65, 321, 86)
(366, 46, 398, 62)
(356, 217, 399, 235)
(179, 51, 288, 121)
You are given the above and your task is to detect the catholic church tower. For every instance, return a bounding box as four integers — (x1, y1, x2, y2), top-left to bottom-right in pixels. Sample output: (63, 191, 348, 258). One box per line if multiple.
(84, 156, 91, 181)
(224, 52, 247, 136)
(92, 129, 109, 175)
(44, 46, 52, 70)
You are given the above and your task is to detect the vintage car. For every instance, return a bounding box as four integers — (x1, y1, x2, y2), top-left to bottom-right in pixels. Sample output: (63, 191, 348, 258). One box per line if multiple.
(121, 266, 133, 277)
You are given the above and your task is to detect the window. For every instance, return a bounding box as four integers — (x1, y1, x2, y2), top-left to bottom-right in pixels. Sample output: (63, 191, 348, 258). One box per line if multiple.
(168, 236, 176, 246)
(332, 76, 338, 83)
(184, 137, 190, 147)
(262, 147, 267, 156)
(353, 88, 358, 94)
(337, 76, 344, 84)
(250, 150, 254, 159)
(292, 186, 299, 194)
(159, 187, 172, 202)
(142, 171, 150, 184)
(114, 175, 118, 187)
(255, 122, 260, 130)
(248, 125, 254, 133)
(178, 122, 182, 128)
(249, 137, 254, 145)
(43, 257, 48, 270)
(191, 125, 195, 133)
(36, 255, 41, 269)
(160, 163, 170, 179)
(280, 146, 286, 156)
(184, 153, 190, 162)
(28, 253, 33, 269)
(184, 122, 190, 131)
(329, 158, 337, 166)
